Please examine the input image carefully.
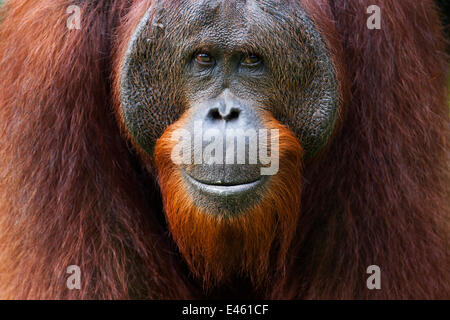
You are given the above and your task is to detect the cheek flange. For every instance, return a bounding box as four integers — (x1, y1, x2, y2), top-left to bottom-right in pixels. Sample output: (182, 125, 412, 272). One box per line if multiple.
(120, 5, 184, 155)
(269, 6, 341, 160)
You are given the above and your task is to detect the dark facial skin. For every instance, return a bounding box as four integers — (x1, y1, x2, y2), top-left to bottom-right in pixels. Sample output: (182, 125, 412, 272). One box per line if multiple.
(120, 0, 339, 214)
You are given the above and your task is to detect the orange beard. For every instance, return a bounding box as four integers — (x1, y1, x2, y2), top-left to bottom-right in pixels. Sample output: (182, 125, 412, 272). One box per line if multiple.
(154, 113, 303, 287)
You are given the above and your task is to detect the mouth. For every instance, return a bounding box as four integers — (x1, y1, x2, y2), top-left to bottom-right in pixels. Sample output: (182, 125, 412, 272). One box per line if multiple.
(181, 171, 267, 197)
(177, 166, 270, 215)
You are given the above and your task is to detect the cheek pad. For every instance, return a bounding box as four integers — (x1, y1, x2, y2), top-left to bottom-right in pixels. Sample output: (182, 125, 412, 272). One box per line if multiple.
(120, 6, 185, 155)
(267, 8, 340, 159)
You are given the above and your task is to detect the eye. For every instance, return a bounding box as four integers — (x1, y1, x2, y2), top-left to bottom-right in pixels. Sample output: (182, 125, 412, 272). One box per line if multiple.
(195, 52, 215, 65)
(242, 53, 262, 67)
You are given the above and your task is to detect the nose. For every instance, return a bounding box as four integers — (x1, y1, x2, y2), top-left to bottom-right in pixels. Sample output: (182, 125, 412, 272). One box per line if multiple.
(192, 91, 260, 132)
(206, 99, 241, 122)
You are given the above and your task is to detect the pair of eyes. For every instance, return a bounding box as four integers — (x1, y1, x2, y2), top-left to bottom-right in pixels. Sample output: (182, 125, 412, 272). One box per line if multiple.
(194, 52, 262, 67)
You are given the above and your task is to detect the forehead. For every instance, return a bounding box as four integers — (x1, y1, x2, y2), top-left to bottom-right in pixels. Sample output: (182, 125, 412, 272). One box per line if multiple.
(156, 0, 296, 48)
(182, 0, 292, 25)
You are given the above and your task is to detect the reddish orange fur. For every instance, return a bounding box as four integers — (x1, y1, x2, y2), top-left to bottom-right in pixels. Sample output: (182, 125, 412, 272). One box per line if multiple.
(154, 112, 302, 287)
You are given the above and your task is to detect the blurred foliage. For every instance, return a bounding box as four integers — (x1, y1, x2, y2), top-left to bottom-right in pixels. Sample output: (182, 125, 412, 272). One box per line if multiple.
(435, 0, 450, 40)
(0, 1, 4, 23)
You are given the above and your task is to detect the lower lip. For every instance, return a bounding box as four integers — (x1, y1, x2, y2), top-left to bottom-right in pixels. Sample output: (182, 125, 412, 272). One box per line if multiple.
(181, 171, 267, 196)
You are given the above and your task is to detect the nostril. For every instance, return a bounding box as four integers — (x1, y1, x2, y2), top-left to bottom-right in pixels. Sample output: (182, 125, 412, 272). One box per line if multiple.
(224, 108, 240, 121)
(207, 108, 222, 120)
(207, 107, 240, 121)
